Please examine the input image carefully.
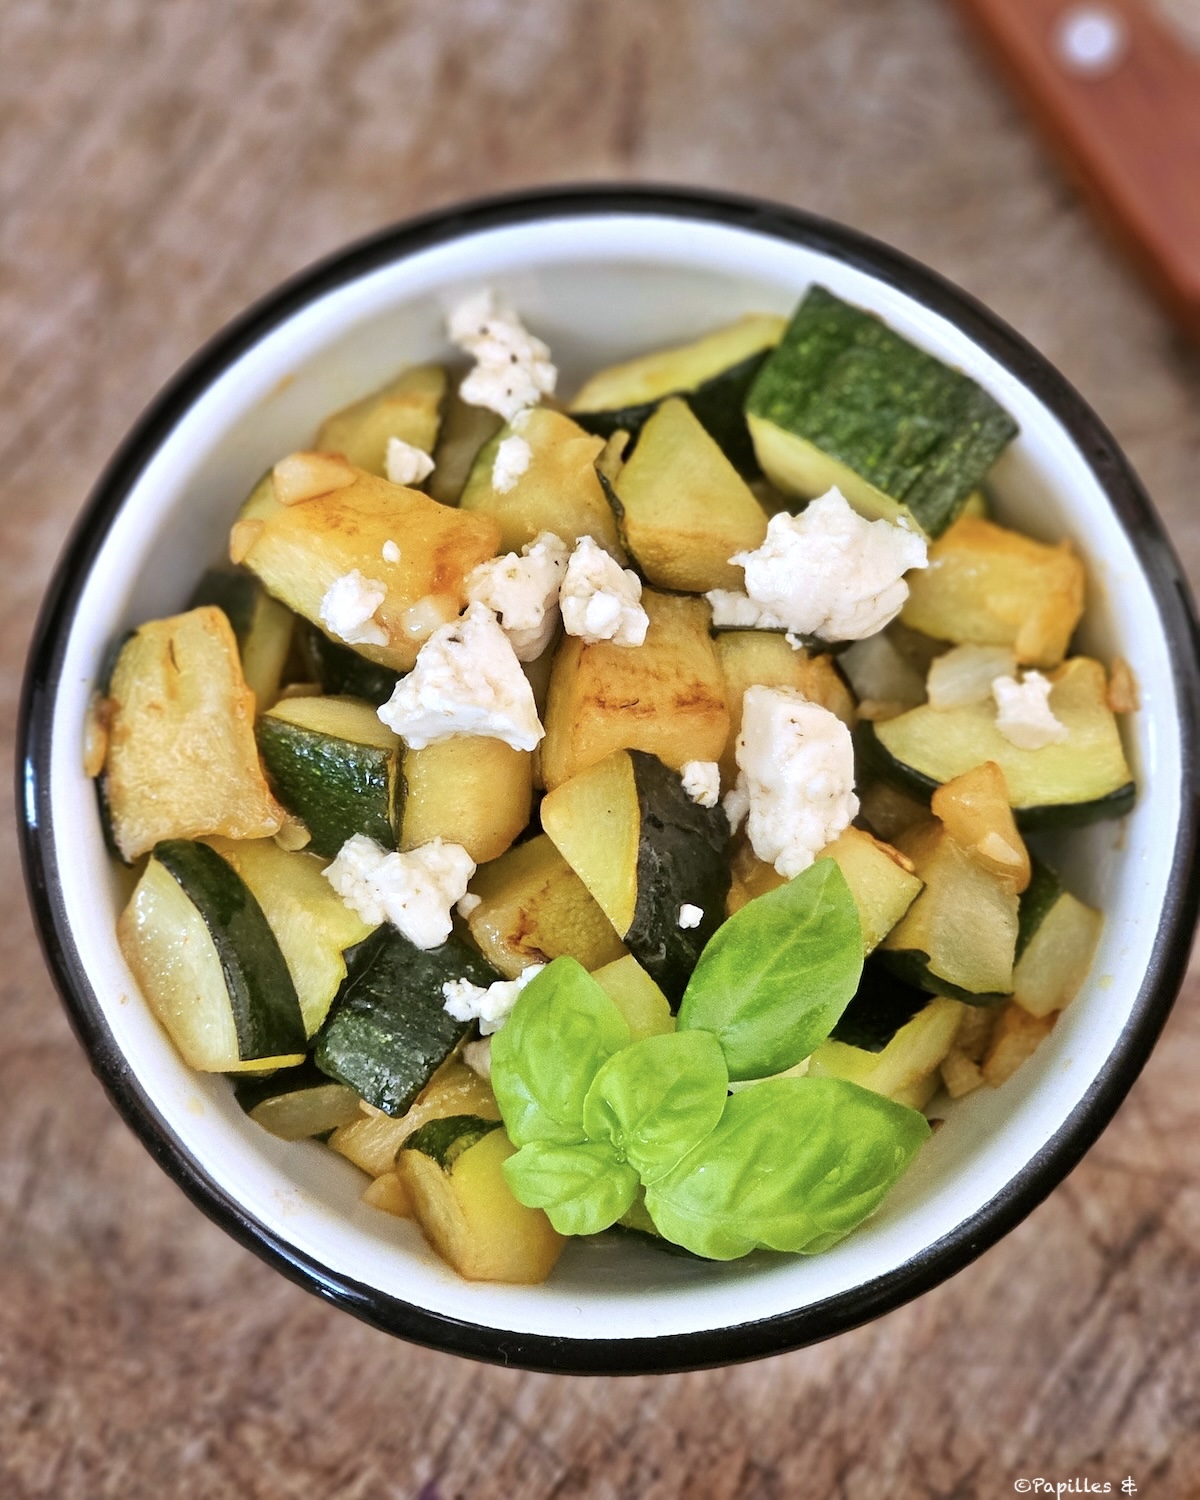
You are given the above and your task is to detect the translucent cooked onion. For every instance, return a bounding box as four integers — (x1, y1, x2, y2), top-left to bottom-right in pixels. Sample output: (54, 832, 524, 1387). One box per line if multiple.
(926, 644, 1017, 710)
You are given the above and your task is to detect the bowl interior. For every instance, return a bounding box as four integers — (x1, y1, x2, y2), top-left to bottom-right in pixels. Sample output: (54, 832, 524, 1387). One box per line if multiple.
(42, 210, 1183, 1348)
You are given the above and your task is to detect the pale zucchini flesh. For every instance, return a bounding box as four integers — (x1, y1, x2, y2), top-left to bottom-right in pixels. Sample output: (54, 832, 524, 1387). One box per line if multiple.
(315, 363, 447, 476)
(809, 996, 965, 1101)
(401, 735, 533, 864)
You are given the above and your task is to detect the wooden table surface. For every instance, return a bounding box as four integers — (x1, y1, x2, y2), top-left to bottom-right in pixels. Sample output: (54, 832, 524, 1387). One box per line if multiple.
(3, 3, 1199, 1496)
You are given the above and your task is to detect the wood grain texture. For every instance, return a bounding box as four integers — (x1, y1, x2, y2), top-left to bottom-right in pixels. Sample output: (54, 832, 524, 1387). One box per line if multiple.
(2, 2, 1200, 1496)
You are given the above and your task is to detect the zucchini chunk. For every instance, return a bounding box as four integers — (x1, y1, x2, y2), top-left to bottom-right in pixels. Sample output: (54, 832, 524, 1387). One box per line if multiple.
(745, 286, 1018, 537)
(727, 827, 921, 953)
(900, 515, 1086, 668)
(256, 695, 401, 860)
(569, 313, 786, 474)
(459, 406, 625, 556)
(981, 1001, 1056, 1087)
(118, 840, 307, 1071)
(233, 467, 500, 673)
(714, 630, 855, 783)
(930, 760, 1030, 892)
(234, 1060, 361, 1140)
(865, 657, 1135, 829)
(541, 589, 730, 790)
(314, 926, 502, 1116)
(541, 749, 731, 1005)
(295, 618, 400, 706)
(464, 833, 627, 979)
(206, 836, 376, 1036)
(610, 398, 769, 592)
(829, 958, 934, 1053)
(398, 1122, 565, 1284)
(328, 1060, 500, 1177)
(427, 387, 504, 505)
(188, 569, 295, 712)
(315, 364, 446, 476)
(1012, 860, 1103, 1018)
(879, 820, 1018, 1002)
(101, 607, 285, 862)
(401, 735, 533, 864)
(809, 995, 965, 1104)
(591, 955, 674, 1039)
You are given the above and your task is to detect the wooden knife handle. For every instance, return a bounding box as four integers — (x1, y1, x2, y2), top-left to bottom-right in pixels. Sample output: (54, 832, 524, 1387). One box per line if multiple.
(953, 0, 1200, 339)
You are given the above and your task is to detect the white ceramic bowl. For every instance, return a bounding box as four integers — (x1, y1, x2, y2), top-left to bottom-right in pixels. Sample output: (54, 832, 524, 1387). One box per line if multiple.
(20, 186, 1200, 1373)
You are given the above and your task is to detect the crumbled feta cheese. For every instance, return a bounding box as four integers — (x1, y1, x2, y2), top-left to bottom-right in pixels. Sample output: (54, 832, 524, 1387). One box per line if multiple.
(492, 434, 533, 494)
(680, 760, 720, 808)
(441, 963, 546, 1036)
(457, 891, 482, 918)
(324, 834, 475, 950)
(381, 539, 402, 564)
(462, 1037, 492, 1080)
(714, 488, 928, 642)
(678, 903, 704, 930)
(706, 590, 788, 632)
(723, 780, 751, 832)
(385, 436, 435, 487)
(560, 536, 649, 647)
(992, 671, 1069, 750)
(377, 601, 544, 751)
(448, 289, 557, 422)
(319, 570, 388, 648)
(465, 531, 569, 661)
(731, 685, 859, 878)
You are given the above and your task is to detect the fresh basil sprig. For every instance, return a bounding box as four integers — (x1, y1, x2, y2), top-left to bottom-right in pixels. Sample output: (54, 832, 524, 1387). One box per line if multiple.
(494, 959, 729, 1237)
(643, 1076, 930, 1260)
(677, 859, 863, 1081)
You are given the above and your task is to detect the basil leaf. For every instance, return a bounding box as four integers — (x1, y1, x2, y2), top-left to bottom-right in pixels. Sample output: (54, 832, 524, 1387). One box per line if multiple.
(490, 957, 631, 1147)
(503, 1140, 640, 1236)
(643, 1076, 930, 1260)
(581, 1031, 728, 1184)
(677, 859, 863, 1080)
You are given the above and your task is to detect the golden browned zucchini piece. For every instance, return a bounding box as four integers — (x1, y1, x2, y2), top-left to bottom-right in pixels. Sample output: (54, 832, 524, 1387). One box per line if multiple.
(232, 467, 500, 673)
(399, 1124, 565, 1284)
(101, 607, 285, 862)
(315, 364, 446, 476)
(900, 515, 1085, 669)
(714, 630, 855, 783)
(930, 761, 1030, 892)
(401, 736, 533, 864)
(329, 1061, 500, 1178)
(464, 833, 626, 978)
(612, 397, 768, 591)
(541, 590, 730, 789)
(981, 1002, 1056, 1087)
(459, 406, 625, 556)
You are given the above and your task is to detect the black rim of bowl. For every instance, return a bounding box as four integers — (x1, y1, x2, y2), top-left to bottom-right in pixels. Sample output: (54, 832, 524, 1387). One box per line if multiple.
(18, 183, 1200, 1376)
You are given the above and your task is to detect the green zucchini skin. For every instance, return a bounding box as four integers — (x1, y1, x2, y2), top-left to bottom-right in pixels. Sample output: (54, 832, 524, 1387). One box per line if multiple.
(574, 348, 770, 478)
(297, 620, 401, 708)
(855, 723, 1137, 832)
(255, 714, 398, 859)
(402, 1114, 501, 1170)
(746, 287, 1018, 537)
(314, 927, 503, 1116)
(154, 839, 308, 1060)
(874, 947, 1008, 1008)
(188, 569, 261, 642)
(625, 750, 731, 1008)
(830, 957, 931, 1052)
(233, 1057, 331, 1111)
(1016, 858, 1065, 960)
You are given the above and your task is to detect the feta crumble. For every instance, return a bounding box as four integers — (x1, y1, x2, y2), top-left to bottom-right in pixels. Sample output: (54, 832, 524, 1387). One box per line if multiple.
(457, 891, 482, 918)
(385, 436, 435, 487)
(448, 289, 557, 422)
(381, 539, 402, 564)
(465, 530, 569, 661)
(678, 903, 704, 930)
(462, 1037, 492, 1080)
(680, 760, 720, 809)
(319, 570, 388, 648)
(706, 590, 787, 632)
(560, 536, 649, 647)
(324, 834, 475, 950)
(442, 962, 546, 1036)
(730, 685, 859, 878)
(492, 434, 532, 494)
(992, 671, 1069, 750)
(377, 601, 544, 751)
(711, 488, 928, 642)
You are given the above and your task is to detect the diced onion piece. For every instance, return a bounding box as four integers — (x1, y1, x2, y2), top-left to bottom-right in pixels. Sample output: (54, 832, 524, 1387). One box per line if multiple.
(273, 451, 356, 506)
(926, 644, 1017, 710)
